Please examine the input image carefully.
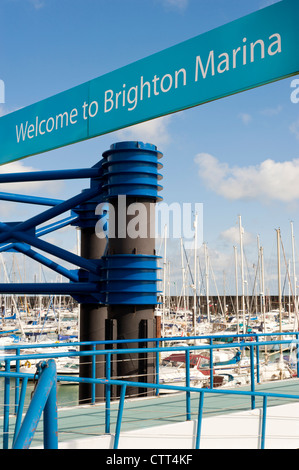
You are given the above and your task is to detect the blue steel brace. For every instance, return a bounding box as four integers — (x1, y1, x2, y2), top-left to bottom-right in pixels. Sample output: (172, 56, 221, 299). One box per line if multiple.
(70, 160, 107, 303)
(0, 163, 105, 301)
(0, 141, 163, 308)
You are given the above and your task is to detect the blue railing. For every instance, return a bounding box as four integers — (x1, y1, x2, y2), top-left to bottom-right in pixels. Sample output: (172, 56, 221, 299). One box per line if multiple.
(12, 359, 58, 449)
(1, 331, 299, 449)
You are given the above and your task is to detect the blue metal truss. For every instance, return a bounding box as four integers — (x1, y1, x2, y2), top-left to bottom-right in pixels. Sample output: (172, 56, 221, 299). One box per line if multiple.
(0, 141, 163, 305)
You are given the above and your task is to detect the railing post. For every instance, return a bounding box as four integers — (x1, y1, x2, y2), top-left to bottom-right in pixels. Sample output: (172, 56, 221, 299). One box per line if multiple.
(113, 384, 126, 450)
(296, 333, 299, 379)
(105, 352, 111, 434)
(13, 376, 29, 447)
(185, 349, 191, 421)
(195, 391, 204, 449)
(15, 347, 20, 415)
(43, 370, 58, 449)
(250, 345, 255, 410)
(3, 360, 10, 449)
(261, 396, 267, 449)
(13, 359, 58, 449)
(155, 340, 160, 396)
(210, 338, 213, 389)
(255, 334, 260, 383)
(91, 344, 96, 405)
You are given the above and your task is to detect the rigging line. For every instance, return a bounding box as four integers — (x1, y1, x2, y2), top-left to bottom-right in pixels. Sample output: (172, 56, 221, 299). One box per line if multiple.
(281, 268, 288, 298)
(280, 236, 299, 331)
(249, 256, 260, 314)
(183, 242, 202, 309)
(209, 263, 224, 317)
(182, 243, 194, 285)
(197, 255, 206, 298)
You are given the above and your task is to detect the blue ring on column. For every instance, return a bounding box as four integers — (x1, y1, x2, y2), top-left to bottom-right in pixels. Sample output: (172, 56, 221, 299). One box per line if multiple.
(102, 141, 163, 201)
(102, 254, 162, 305)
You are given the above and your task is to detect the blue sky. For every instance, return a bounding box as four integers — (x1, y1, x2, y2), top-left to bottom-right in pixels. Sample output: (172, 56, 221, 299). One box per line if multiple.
(0, 0, 298, 298)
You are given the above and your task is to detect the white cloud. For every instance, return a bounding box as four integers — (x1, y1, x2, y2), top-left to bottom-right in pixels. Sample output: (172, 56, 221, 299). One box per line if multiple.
(7, 0, 45, 10)
(260, 105, 282, 117)
(29, 0, 45, 9)
(220, 225, 253, 246)
(0, 161, 63, 195)
(238, 113, 252, 125)
(159, 0, 189, 11)
(194, 152, 299, 203)
(116, 115, 172, 148)
(290, 119, 299, 140)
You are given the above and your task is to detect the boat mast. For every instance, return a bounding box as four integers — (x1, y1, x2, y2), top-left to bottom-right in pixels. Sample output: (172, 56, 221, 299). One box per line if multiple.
(257, 235, 262, 318)
(162, 224, 167, 338)
(291, 221, 298, 328)
(260, 245, 267, 361)
(223, 270, 226, 321)
(0, 253, 25, 337)
(238, 216, 246, 334)
(204, 242, 210, 323)
(180, 238, 188, 334)
(180, 238, 187, 312)
(193, 212, 198, 335)
(234, 245, 239, 335)
(276, 228, 283, 359)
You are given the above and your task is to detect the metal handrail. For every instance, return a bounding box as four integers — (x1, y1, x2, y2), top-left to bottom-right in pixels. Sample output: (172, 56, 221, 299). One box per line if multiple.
(2, 365, 299, 449)
(11, 359, 58, 449)
(1, 332, 299, 449)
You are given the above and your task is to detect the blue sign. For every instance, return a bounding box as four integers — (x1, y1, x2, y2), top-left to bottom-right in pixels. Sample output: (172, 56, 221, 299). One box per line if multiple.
(1, 0, 299, 164)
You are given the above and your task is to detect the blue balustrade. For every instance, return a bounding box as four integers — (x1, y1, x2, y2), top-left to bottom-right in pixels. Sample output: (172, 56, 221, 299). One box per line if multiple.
(0, 331, 299, 449)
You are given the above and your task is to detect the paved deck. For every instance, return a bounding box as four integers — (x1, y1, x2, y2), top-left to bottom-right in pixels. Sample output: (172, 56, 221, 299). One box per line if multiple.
(2, 378, 298, 448)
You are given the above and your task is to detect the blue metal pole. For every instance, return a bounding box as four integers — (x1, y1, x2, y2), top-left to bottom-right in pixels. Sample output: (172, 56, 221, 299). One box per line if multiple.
(15, 347, 20, 415)
(12, 231, 99, 274)
(13, 377, 29, 447)
(91, 344, 96, 405)
(17, 186, 102, 233)
(11, 242, 79, 282)
(0, 215, 78, 254)
(114, 384, 126, 450)
(296, 333, 299, 379)
(43, 370, 58, 449)
(13, 360, 58, 449)
(185, 350, 191, 421)
(0, 283, 99, 295)
(250, 345, 255, 410)
(0, 192, 63, 206)
(261, 396, 267, 449)
(155, 340, 160, 396)
(105, 353, 111, 434)
(210, 338, 213, 389)
(36, 215, 79, 237)
(255, 334, 260, 383)
(0, 167, 101, 183)
(0, 185, 102, 245)
(195, 391, 204, 449)
(3, 360, 10, 449)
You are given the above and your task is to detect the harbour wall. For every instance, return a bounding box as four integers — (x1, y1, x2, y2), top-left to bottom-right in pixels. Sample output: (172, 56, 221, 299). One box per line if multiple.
(164, 295, 296, 316)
